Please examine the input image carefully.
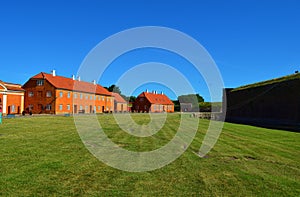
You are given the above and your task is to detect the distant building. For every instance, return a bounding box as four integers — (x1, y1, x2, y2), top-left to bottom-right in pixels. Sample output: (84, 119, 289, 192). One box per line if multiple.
(224, 73, 300, 131)
(0, 81, 25, 115)
(22, 71, 114, 114)
(112, 92, 128, 113)
(180, 103, 193, 112)
(134, 91, 174, 113)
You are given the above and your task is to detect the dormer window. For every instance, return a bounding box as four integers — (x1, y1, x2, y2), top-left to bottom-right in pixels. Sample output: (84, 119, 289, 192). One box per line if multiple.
(37, 80, 44, 86)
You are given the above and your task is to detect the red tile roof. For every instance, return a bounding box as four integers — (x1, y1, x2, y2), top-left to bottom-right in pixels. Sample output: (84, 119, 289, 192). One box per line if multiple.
(29, 72, 112, 95)
(138, 92, 174, 105)
(112, 92, 127, 103)
(0, 80, 24, 91)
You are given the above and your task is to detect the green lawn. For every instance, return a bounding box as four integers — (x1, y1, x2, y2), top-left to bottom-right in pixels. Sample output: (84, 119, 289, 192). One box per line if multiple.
(0, 114, 299, 196)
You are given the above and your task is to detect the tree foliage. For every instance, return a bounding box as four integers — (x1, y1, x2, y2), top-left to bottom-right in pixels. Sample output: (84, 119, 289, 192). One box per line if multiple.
(178, 94, 204, 104)
(128, 96, 136, 102)
(105, 85, 121, 94)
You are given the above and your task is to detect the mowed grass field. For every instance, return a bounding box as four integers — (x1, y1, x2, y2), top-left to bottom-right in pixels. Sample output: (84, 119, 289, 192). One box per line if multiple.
(0, 114, 299, 196)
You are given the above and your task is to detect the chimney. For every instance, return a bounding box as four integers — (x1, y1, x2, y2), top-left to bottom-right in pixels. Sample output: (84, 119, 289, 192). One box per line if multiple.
(77, 76, 81, 81)
(51, 70, 56, 77)
(92, 80, 96, 85)
(161, 91, 164, 95)
(72, 75, 75, 80)
(146, 89, 148, 93)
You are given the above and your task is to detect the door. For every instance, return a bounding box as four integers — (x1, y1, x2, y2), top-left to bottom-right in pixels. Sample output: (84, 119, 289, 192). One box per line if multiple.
(90, 105, 93, 113)
(102, 106, 105, 113)
(17, 106, 20, 114)
(38, 104, 43, 113)
(74, 105, 77, 113)
(8, 106, 11, 114)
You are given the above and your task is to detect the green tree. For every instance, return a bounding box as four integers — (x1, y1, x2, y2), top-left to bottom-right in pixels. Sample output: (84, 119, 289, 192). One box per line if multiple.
(178, 94, 203, 104)
(129, 96, 136, 102)
(105, 85, 121, 94)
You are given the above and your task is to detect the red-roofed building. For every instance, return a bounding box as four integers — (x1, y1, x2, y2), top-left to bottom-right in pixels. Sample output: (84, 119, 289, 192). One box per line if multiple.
(22, 71, 114, 114)
(112, 92, 128, 112)
(134, 91, 174, 113)
(0, 81, 25, 115)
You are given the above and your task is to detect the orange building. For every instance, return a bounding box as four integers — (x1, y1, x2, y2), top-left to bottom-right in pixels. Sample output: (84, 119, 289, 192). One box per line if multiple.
(112, 92, 128, 112)
(0, 81, 25, 115)
(22, 71, 114, 114)
(134, 91, 174, 113)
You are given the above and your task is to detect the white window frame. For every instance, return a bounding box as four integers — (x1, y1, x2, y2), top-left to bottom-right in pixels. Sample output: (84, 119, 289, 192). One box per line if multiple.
(11, 105, 15, 113)
(37, 79, 44, 86)
(46, 91, 52, 97)
(46, 104, 51, 110)
(29, 92, 34, 97)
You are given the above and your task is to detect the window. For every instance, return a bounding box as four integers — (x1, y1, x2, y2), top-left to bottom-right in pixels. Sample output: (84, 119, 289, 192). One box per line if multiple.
(85, 95, 88, 100)
(29, 92, 34, 97)
(46, 91, 52, 97)
(67, 92, 71, 98)
(80, 93, 83, 99)
(102, 96, 104, 101)
(144, 105, 147, 110)
(90, 95, 93, 100)
(59, 104, 63, 111)
(37, 80, 44, 86)
(140, 98, 144, 102)
(85, 106, 88, 111)
(94, 106, 96, 112)
(98, 106, 101, 110)
(59, 91, 63, 98)
(98, 96, 100, 100)
(94, 95, 96, 100)
(67, 105, 70, 110)
(46, 104, 51, 110)
(80, 105, 83, 110)
(29, 104, 34, 110)
(11, 105, 15, 113)
(74, 93, 77, 99)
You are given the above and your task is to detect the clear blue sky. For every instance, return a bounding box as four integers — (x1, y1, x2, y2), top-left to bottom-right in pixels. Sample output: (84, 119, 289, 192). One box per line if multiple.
(1, 0, 300, 101)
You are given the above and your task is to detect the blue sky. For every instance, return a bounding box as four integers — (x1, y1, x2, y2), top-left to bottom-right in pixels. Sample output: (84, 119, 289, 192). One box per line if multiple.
(1, 0, 300, 101)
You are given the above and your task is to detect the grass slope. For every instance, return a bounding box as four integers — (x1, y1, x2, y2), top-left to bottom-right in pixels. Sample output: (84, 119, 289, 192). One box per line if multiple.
(232, 72, 300, 92)
(0, 114, 299, 196)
